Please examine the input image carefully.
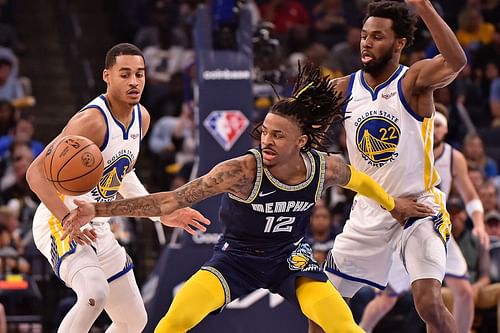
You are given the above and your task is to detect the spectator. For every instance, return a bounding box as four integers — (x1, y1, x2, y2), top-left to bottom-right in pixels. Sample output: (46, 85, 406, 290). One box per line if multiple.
(306, 202, 337, 265)
(490, 66, 500, 127)
(0, 223, 29, 275)
(456, 8, 495, 52)
(134, 0, 186, 50)
(463, 133, 498, 179)
(259, 0, 310, 37)
(486, 210, 500, 242)
(479, 182, 499, 215)
(0, 47, 23, 102)
(0, 141, 39, 234)
(312, 0, 348, 48)
(326, 25, 362, 76)
(0, 110, 44, 160)
(0, 100, 15, 137)
(469, 166, 486, 192)
(148, 103, 195, 190)
(449, 197, 500, 333)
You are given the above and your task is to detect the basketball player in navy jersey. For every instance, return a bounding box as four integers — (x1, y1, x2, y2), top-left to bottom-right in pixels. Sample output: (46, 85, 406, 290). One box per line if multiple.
(310, 1, 467, 333)
(63, 63, 433, 333)
(26, 43, 209, 333)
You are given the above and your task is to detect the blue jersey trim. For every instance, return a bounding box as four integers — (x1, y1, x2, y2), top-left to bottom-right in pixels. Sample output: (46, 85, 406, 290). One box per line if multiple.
(137, 104, 142, 143)
(397, 76, 423, 121)
(107, 262, 134, 283)
(342, 73, 356, 113)
(360, 65, 404, 101)
(80, 105, 109, 151)
(325, 266, 386, 290)
(444, 273, 469, 280)
(99, 95, 136, 139)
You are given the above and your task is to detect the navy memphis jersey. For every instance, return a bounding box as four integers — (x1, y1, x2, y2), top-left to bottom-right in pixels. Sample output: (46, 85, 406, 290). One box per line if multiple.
(217, 148, 327, 257)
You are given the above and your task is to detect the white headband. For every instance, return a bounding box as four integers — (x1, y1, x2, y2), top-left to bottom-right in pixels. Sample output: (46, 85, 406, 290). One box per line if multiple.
(434, 112, 448, 128)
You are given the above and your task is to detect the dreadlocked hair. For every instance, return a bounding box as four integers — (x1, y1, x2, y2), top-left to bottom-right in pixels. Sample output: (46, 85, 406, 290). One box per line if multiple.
(364, 0, 417, 48)
(252, 62, 346, 152)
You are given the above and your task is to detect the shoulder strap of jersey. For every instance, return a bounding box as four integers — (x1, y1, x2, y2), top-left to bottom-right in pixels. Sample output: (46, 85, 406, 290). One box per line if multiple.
(227, 148, 263, 203)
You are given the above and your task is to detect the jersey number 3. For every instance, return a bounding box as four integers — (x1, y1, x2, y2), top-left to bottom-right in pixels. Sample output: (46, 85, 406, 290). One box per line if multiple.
(264, 216, 295, 233)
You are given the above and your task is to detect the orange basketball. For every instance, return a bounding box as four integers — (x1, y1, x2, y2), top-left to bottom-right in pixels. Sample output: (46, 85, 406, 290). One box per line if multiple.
(44, 135, 104, 196)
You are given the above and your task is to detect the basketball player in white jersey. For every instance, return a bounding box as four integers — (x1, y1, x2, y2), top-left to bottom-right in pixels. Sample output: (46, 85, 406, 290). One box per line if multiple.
(309, 1, 467, 332)
(358, 104, 489, 333)
(26, 43, 209, 333)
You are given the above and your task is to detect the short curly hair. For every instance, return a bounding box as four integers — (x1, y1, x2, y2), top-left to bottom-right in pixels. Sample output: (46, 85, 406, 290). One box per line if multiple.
(364, 0, 418, 48)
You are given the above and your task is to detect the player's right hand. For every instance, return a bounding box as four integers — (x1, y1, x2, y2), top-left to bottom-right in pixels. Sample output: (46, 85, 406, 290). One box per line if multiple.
(390, 197, 434, 226)
(61, 199, 97, 242)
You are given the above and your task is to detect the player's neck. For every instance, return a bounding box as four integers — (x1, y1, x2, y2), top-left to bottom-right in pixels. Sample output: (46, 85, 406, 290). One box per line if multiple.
(267, 154, 307, 186)
(362, 62, 400, 89)
(434, 142, 445, 159)
(105, 93, 134, 125)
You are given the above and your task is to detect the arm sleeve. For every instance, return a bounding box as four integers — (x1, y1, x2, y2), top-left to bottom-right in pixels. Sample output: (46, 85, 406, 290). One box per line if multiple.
(342, 165, 395, 211)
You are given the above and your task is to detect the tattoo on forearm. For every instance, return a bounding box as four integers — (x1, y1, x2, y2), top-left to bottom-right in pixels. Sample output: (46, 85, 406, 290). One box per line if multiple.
(173, 159, 252, 207)
(96, 196, 163, 217)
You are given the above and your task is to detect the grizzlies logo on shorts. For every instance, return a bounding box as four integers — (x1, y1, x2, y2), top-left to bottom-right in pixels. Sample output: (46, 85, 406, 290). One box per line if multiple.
(287, 243, 321, 272)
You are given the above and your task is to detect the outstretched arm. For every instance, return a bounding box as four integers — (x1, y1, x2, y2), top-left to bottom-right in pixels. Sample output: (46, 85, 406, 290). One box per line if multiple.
(404, 0, 466, 94)
(452, 149, 489, 247)
(63, 155, 256, 235)
(324, 154, 434, 224)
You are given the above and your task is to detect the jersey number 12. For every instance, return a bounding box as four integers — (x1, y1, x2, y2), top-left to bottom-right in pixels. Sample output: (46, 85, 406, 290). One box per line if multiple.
(264, 216, 295, 233)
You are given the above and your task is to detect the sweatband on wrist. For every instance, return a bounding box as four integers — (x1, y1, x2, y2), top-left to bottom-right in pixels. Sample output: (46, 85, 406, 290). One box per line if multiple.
(343, 165, 395, 211)
(465, 198, 484, 217)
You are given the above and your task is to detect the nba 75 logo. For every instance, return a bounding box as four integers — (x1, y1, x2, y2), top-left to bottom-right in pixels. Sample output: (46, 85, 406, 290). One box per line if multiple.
(203, 110, 249, 151)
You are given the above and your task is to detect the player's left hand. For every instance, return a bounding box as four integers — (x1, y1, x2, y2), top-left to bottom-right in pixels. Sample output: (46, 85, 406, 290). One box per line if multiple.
(160, 207, 211, 235)
(472, 225, 490, 249)
(61, 199, 97, 242)
(390, 197, 434, 226)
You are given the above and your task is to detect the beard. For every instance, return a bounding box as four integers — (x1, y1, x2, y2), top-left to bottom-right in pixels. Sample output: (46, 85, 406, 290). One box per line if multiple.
(362, 44, 394, 75)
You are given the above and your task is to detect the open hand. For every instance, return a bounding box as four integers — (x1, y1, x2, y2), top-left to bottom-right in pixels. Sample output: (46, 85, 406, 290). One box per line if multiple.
(472, 225, 490, 249)
(61, 199, 97, 242)
(160, 207, 211, 235)
(390, 197, 434, 226)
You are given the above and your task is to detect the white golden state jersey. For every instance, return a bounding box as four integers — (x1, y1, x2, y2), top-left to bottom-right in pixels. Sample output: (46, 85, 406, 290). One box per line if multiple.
(434, 143, 453, 197)
(37, 94, 142, 223)
(343, 65, 440, 197)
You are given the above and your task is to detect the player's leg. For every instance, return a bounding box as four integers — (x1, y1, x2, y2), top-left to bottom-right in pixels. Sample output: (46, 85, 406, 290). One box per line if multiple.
(57, 247, 110, 333)
(95, 233, 147, 333)
(154, 269, 225, 333)
(296, 277, 364, 333)
(444, 235, 474, 333)
(359, 290, 399, 333)
(104, 270, 147, 333)
(444, 277, 473, 333)
(406, 221, 456, 333)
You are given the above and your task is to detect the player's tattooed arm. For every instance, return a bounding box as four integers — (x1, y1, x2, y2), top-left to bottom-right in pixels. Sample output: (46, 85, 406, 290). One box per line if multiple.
(92, 155, 256, 218)
(324, 154, 351, 187)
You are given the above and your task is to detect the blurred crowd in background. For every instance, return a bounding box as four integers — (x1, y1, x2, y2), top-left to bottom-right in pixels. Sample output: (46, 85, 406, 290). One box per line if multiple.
(0, 0, 499, 332)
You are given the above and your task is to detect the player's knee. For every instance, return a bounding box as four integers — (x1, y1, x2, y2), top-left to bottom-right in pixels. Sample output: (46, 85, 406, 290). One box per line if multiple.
(450, 280, 473, 301)
(414, 297, 446, 325)
(82, 281, 109, 310)
(127, 304, 147, 332)
(376, 294, 398, 313)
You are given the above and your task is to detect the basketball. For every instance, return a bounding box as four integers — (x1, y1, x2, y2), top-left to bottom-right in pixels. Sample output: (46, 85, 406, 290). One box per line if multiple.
(44, 135, 104, 196)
